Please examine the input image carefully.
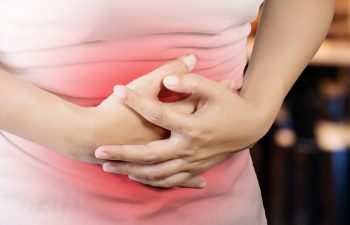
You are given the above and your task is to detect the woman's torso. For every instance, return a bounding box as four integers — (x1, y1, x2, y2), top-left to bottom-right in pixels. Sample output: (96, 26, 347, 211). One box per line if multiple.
(0, 1, 266, 224)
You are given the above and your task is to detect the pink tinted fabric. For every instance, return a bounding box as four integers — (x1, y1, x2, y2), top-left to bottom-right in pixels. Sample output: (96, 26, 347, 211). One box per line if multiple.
(0, 0, 267, 224)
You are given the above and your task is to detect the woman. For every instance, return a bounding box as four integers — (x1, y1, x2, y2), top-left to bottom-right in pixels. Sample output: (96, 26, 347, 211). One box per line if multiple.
(0, 0, 334, 224)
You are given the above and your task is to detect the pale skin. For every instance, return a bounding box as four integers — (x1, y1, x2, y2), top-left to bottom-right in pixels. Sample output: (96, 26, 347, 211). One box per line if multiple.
(94, 0, 335, 188)
(0, 55, 218, 188)
(0, 0, 334, 189)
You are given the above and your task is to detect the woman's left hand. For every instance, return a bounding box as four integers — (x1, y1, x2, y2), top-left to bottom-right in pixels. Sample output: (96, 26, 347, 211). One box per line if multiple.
(95, 73, 273, 188)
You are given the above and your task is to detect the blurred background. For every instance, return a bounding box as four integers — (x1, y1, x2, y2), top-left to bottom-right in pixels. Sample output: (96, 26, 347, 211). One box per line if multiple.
(249, 1, 350, 225)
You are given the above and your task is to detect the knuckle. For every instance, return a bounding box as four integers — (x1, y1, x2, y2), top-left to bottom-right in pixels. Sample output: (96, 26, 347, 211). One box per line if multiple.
(181, 149, 196, 159)
(173, 117, 198, 137)
(187, 162, 206, 174)
(121, 164, 132, 174)
(148, 169, 166, 180)
(143, 151, 158, 164)
(114, 152, 126, 161)
(187, 120, 211, 140)
(147, 107, 167, 126)
(149, 110, 164, 123)
(186, 124, 202, 139)
(124, 91, 137, 105)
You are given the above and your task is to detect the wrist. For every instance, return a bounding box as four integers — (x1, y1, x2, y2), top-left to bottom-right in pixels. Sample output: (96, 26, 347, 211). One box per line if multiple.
(239, 75, 285, 137)
(56, 103, 97, 160)
(89, 102, 169, 147)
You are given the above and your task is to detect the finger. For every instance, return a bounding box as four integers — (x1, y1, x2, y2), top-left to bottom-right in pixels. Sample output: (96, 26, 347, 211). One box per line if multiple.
(95, 138, 189, 164)
(128, 173, 206, 189)
(179, 175, 207, 188)
(220, 79, 237, 91)
(102, 158, 187, 180)
(126, 54, 197, 97)
(186, 152, 233, 175)
(114, 85, 193, 132)
(162, 73, 227, 100)
(100, 54, 196, 108)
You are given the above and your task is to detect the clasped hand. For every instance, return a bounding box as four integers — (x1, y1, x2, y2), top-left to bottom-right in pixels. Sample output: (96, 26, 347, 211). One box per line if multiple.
(94, 55, 270, 189)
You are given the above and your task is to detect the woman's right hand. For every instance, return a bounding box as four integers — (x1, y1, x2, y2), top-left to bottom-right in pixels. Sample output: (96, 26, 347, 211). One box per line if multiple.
(68, 55, 198, 164)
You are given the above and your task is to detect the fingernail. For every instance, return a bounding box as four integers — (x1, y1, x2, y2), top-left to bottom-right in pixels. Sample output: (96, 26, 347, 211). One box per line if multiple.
(95, 148, 109, 159)
(102, 163, 112, 172)
(179, 54, 196, 71)
(113, 85, 126, 99)
(163, 75, 179, 87)
(128, 175, 140, 182)
(199, 179, 207, 188)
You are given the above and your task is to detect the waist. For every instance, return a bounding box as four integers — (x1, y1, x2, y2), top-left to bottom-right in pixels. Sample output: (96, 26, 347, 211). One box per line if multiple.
(23, 56, 247, 106)
(1, 35, 248, 106)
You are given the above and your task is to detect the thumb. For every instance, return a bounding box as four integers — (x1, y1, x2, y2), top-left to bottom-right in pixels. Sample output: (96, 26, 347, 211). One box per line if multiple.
(220, 79, 237, 92)
(126, 54, 197, 98)
(163, 73, 225, 100)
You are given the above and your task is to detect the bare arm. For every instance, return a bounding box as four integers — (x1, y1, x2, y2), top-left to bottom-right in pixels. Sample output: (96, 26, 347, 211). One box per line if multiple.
(0, 68, 92, 157)
(0, 55, 195, 163)
(241, 0, 335, 130)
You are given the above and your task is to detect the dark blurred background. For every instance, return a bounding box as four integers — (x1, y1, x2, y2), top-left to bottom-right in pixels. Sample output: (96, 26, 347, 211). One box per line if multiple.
(249, 1, 350, 225)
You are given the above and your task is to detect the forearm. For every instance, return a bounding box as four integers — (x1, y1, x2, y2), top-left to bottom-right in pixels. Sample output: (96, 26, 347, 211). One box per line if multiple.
(241, 0, 334, 126)
(0, 68, 169, 162)
(0, 68, 93, 156)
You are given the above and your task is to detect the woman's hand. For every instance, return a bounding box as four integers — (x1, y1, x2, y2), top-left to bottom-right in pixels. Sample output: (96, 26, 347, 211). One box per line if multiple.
(94, 0, 335, 188)
(94, 73, 275, 188)
(67, 55, 199, 164)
